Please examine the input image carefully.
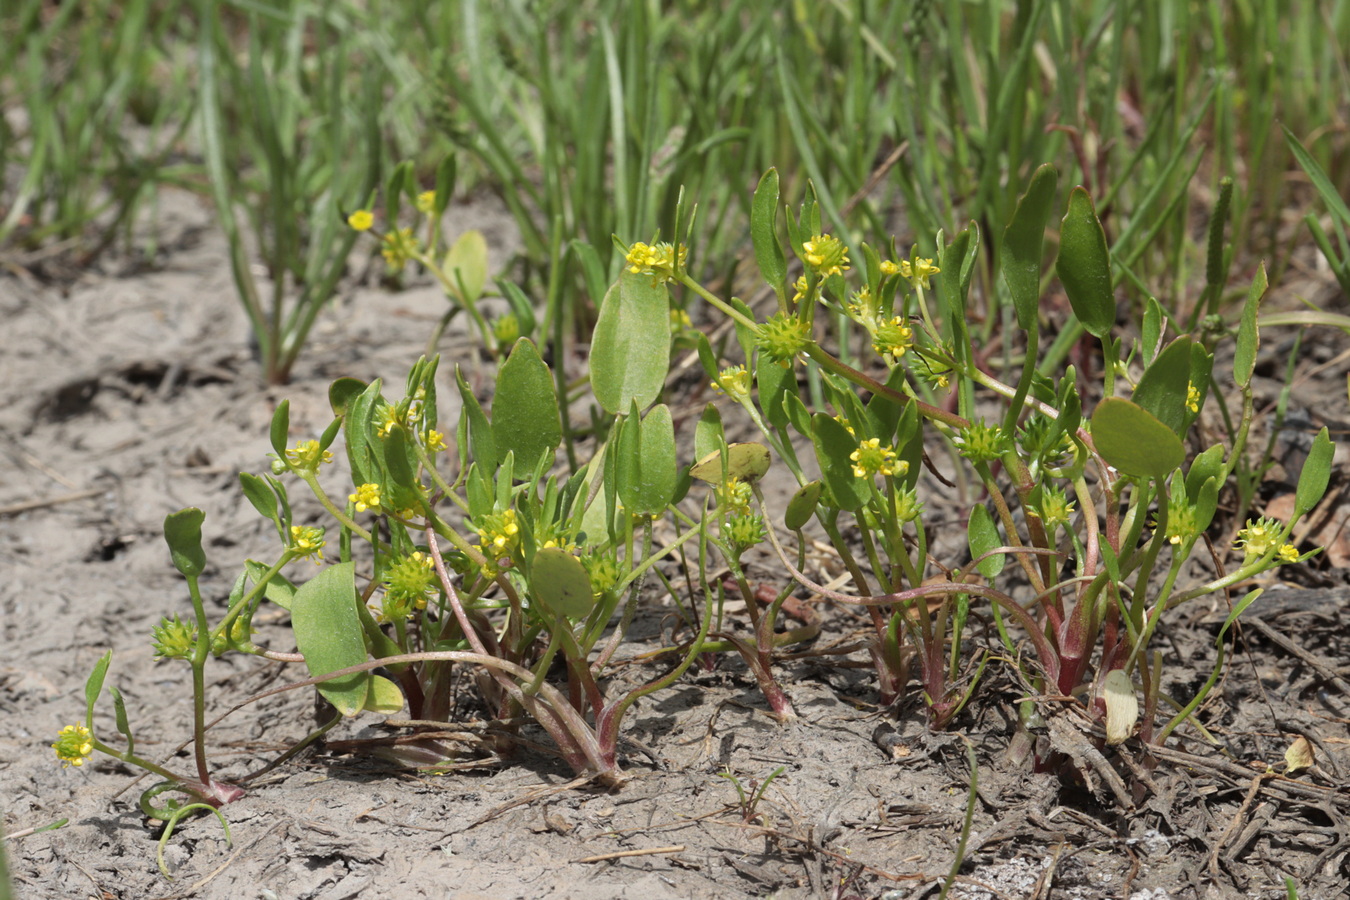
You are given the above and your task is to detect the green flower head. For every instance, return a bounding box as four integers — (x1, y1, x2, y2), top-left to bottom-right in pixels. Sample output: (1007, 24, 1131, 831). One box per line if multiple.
(801, 234, 849, 277)
(284, 439, 334, 473)
(714, 365, 752, 401)
(289, 525, 326, 563)
(725, 513, 767, 552)
(956, 420, 1009, 464)
(53, 723, 94, 769)
(756, 312, 812, 365)
(850, 438, 905, 479)
(151, 613, 196, 660)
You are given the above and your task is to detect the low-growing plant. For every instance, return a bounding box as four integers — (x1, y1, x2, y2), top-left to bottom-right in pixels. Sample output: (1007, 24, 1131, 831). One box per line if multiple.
(665, 166, 1334, 750)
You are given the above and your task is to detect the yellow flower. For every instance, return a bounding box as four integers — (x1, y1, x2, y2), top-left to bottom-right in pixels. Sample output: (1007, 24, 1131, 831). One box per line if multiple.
(381, 227, 418, 271)
(53, 724, 94, 768)
(879, 260, 901, 277)
(284, 439, 334, 471)
(347, 209, 374, 231)
(849, 438, 904, 479)
(625, 241, 686, 280)
(791, 274, 811, 305)
(1278, 544, 1300, 564)
(289, 525, 326, 563)
(1185, 383, 1201, 414)
(802, 234, 849, 277)
(871, 316, 914, 364)
(349, 483, 382, 514)
(714, 365, 752, 400)
(425, 430, 447, 452)
(900, 257, 940, 289)
(415, 190, 437, 214)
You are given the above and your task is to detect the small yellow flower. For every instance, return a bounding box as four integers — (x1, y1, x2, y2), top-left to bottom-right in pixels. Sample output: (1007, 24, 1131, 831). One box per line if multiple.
(347, 210, 374, 231)
(879, 260, 901, 277)
(713, 365, 752, 400)
(715, 478, 754, 516)
(900, 257, 940, 289)
(425, 430, 447, 453)
(415, 190, 437, 214)
(53, 724, 94, 768)
(802, 234, 849, 277)
(625, 241, 686, 280)
(1185, 383, 1201, 414)
(1235, 517, 1282, 565)
(375, 405, 402, 440)
(871, 316, 914, 364)
(791, 274, 811, 305)
(284, 439, 334, 471)
(381, 227, 418, 272)
(349, 483, 383, 514)
(289, 525, 326, 563)
(670, 308, 692, 332)
(849, 438, 904, 479)
(1278, 544, 1300, 564)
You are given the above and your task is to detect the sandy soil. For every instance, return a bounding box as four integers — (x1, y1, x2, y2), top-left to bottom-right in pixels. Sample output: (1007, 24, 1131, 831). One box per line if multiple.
(3, 189, 1349, 900)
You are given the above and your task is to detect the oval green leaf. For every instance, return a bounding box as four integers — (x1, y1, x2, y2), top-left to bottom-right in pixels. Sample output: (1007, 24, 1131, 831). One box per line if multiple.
(785, 481, 822, 531)
(164, 508, 207, 579)
(531, 547, 596, 620)
(291, 562, 370, 717)
(1056, 187, 1116, 339)
(492, 338, 561, 474)
(689, 442, 772, 484)
(590, 269, 670, 414)
(1002, 164, 1058, 330)
(443, 229, 488, 304)
(1294, 427, 1334, 521)
(1091, 398, 1184, 480)
(752, 168, 787, 302)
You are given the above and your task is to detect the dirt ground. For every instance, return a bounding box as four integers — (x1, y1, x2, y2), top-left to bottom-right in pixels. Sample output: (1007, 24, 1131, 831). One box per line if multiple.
(3, 189, 1349, 900)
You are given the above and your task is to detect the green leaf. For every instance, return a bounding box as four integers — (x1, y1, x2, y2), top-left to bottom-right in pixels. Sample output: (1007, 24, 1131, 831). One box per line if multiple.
(751, 168, 787, 302)
(690, 442, 772, 484)
(269, 400, 290, 460)
(694, 403, 724, 464)
(328, 378, 367, 418)
(632, 404, 677, 515)
(1132, 337, 1193, 435)
(345, 380, 384, 488)
(531, 547, 596, 620)
(1002, 164, 1058, 330)
(810, 414, 868, 511)
(756, 351, 795, 431)
(455, 367, 497, 474)
(443, 230, 488, 304)
(1185, 445, 1226, 503)
(291, 562, 370, 717)
(1234, 262, 1266, 388)
(492, 338, 561, 473)
(84, 650, 112, 726)
(1294, 427, 1334, 521)
(109, 686, 134, 755)
(785, 481, 822, 531)
(239, 472, 278, 523)
(164, 508, 207, 579)
(433, 153, 457, 218)
(363, 675, 405, 715)
(590, 269, 670, 414)
(1141, 297, 1164, 367)
(1091, 398, 1184, 480)
(1283, 125, 1350, 228)
(967, 503, 1005, 580)
(1056, 187, 1116, 338)
(244, 560, 296, 611)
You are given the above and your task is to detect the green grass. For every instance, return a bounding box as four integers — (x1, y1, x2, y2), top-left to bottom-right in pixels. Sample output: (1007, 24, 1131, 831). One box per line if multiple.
(1, 0, 1346, 374)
